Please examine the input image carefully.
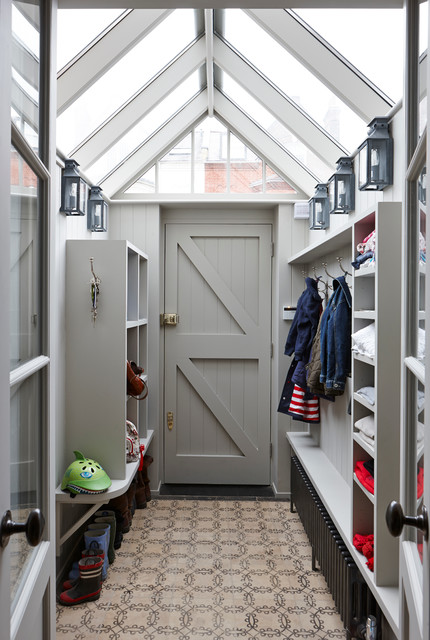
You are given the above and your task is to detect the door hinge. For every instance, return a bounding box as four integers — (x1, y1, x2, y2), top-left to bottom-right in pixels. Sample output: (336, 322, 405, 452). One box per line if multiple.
(271, 343, 274, 358)
(167, 411, 174, 430)
(270, 442, 273, 458)
(271, 242, 274, 257)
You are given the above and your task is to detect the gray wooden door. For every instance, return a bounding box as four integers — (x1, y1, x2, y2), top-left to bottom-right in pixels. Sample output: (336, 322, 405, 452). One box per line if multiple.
(164, 223, 272, 485)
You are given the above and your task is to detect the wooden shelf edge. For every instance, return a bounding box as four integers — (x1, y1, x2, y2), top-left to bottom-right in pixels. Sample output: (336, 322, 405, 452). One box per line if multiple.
(286, 431, 399, 636)
(353, 392, 375, 412)
(56, 456, 139, 504)
(353, 432, 375, 457)
(353, 473, 375, 504)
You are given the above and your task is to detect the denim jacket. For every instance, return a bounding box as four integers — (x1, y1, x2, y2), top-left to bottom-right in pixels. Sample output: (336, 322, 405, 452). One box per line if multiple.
(319, 276, 352, 393)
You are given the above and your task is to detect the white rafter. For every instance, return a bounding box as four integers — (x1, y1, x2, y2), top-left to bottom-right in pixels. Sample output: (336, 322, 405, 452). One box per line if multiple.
(73, 37, 206, 170)
(245, 8, 394, 122)
(214, 89, 317, 196)
(204, 9, 215, 117)
(101, 91, 209, 198)
(57, 8, 172, 115)
(213, 36, 345, 168)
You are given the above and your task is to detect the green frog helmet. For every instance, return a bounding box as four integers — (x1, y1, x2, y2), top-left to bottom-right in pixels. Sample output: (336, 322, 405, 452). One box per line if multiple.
(61, 450, 112, 496)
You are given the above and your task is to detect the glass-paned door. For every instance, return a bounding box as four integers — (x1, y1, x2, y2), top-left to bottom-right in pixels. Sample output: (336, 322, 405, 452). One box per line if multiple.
(1, 0, 54, 638)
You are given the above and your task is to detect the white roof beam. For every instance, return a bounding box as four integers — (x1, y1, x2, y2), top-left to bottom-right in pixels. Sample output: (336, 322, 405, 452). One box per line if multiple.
(12, 36, 39, 90)
(214, 88, 317, 196)
(11, 79, 38, 132)
(245, 8, 393, 122)
(205, 9, 214, 116)
(74, 37, 206, 169)
(57, 9, 171, 115)
(213, 36, 345, 167)
(101, 90, 208, 198)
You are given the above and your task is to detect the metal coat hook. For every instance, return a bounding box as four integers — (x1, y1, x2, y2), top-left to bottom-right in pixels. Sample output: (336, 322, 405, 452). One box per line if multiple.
(90, 257, 101, 324)
(322, 262, 335, 279)
(336, 256, 352, 277)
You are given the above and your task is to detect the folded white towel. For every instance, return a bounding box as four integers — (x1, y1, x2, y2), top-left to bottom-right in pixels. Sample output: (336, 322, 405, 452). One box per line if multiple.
(352, 323, 375, 358)
(354, 414, 375, 438)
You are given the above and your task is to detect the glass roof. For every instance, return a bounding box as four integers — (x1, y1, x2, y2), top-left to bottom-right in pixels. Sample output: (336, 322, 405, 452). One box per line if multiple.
(57, 9, 124, 71)
(56, 7, 410, 199)
(294, 8, 404, 103)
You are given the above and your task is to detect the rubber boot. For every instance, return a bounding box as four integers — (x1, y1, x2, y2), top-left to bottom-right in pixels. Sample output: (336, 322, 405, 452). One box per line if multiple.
(141, 454, 153, 502)
(108, 493, 130, 534)
(63, 547, 105, 590)
(59, 556, 103, 606)
(93, 516, 116, 564)
(84, 528, 109, 581)
(126, 480, 136, 528)
(98, 506, 124, 547)
(135, 470, 147, 509)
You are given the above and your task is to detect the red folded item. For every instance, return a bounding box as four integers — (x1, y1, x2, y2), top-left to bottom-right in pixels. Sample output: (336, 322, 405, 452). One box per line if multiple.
(355, 460, 374, 494)
(353, 533, 374, 552)
(417, 467, 424, 499)
(362, 540, 374, 560)
(353, 533, 374, 572)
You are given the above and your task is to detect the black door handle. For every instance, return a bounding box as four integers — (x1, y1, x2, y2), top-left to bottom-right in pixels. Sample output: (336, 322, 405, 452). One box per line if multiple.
(386, 501, 428, 541)
(0, 509, 45, 548)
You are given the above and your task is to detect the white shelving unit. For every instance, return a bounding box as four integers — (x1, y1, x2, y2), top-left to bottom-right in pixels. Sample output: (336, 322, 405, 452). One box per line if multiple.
(351, 203, 402, 588)
(286, 202, 403, 636)
(56, 239, 152, 552)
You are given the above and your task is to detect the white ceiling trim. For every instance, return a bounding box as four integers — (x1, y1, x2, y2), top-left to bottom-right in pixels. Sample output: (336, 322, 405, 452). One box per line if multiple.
(205, 9, 214, 117)
(213, 36, 345, 168)
(101, 91, 209, 198)
(58, 2, 404, 9)
(245, 8, 394, 122)
(73, 37, 206, 169)
(57, 8, 172, 115)
(214, 89, 317, 196)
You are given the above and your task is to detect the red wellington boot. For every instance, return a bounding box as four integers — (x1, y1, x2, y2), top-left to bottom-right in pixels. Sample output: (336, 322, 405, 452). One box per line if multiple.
(59, 556, 103, 606)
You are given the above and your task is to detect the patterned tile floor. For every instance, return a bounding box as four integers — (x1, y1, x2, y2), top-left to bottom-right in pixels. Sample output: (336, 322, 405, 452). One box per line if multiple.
(56, 499, 345, 639)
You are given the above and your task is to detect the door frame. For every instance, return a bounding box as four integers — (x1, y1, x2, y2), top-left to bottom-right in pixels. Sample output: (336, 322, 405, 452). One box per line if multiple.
(160, 206, 276, 488)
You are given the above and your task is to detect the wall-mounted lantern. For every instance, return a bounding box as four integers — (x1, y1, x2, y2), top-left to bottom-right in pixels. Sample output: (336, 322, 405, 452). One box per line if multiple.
(87, 186, 108, 232)
(309, 183, 329, 230)
(358, 117, 393, 191)
(328, 156, 355, 214)
(60, 159, 88, 216)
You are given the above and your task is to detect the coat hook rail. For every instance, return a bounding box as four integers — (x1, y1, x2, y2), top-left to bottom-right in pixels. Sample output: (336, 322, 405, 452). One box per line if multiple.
(336, 256, 352, 276)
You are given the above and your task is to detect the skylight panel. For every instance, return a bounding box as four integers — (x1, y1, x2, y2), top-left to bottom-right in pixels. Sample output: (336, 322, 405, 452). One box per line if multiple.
(159, 134, 192, 193)
(219, 71, 332, 182)
(57, 9, 124, 71)
(195, 117, 228, 193)
(294, 8, 403, 103)
(222, 9, 367, 153)
(126, 166, 156, 194)
(85, 72, 201, 185)
(56, 9, 198, 155)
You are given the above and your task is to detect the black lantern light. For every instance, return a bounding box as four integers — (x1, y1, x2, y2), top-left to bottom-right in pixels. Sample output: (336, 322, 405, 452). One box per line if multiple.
(60, 159, 88, 215)
(328, 156, 355, 214)
(358, 117, 393, 191)
(309, 183, 329, 230)
(88, 186, 108, 232)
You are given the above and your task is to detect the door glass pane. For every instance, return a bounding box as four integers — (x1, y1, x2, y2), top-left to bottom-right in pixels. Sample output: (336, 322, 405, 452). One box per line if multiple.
(10, 145, 41, 370)
(11, 1, 40, 153)
(419, 168, 426, 355)
(10, 370, 44, 611)
(417, 381, 424, 566)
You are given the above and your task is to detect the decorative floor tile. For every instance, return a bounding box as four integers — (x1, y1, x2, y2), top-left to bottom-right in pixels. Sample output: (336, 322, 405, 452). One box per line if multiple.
(56, 499, 344, 639)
